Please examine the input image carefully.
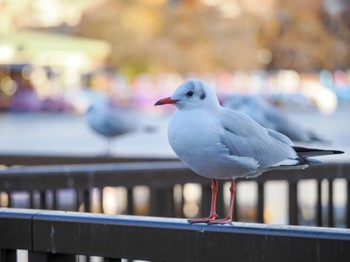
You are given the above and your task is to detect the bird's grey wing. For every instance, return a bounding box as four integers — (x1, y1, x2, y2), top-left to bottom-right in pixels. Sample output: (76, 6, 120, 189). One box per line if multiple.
(104, 110, 134, 135)
(263, 107, 288, 129)
(266, 128, 294, 146)
(264, 107, 312, 142)
(218, 108, 297, 168)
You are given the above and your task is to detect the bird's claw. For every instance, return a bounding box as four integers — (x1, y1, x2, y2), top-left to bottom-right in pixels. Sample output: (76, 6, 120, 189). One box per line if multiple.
(188, 214, 218, 224)
(207, 217, 232, 225)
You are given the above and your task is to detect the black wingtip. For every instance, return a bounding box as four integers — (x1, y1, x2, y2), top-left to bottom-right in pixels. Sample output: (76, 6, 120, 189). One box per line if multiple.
(293, 146, 344, 157)
(332, 150, 345, 155)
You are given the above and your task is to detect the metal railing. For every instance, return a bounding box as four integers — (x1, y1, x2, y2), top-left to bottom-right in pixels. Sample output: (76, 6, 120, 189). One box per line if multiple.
(0, 154, 349, 227)
(1, 208, 350, 262)
(0, 153, 176, 166)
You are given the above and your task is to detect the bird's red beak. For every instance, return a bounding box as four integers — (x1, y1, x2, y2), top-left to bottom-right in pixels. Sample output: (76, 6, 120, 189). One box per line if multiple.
(154, 97, 178, 106)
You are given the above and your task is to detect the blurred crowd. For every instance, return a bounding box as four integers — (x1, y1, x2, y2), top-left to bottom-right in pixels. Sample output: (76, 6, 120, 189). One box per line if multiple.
(1, 64, 349, 114)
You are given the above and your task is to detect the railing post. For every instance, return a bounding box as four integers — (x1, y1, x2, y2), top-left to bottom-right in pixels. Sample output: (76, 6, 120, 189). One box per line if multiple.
(30, 192, 35, 209)
(174, 185, 184, 218)
(200, 184, 211, 218)
(83, 189, 91, 212)
(75, 189, 80, 211)
(200, 183, 224, 218)
(233, 181, 238, 221)
(217, 183, 224, 218)
(28, 252, 47, 262)
(257, 181, 264, 223)
(328, 179, 334, 227)
(126, 188, 134, 214)
(39, 191, 46, 210)
(150, 187, 175, 217)
(317, 179, 323, 227)
(104, 258, 122, 262)
(28, 252, 76, 262)
(347, 180, 350, 228)
(99, 188, 104, 213)
(288, 181, 298, 225)
(0, 249, 16, 262)
(52, 190, 57, 210)
(7, 193, 12, 208)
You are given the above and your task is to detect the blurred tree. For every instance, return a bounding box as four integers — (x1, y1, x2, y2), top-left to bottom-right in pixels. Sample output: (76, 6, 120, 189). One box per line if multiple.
(259, 0, 329, 70)
(75, 0, 269, 77)
(0, 0, 100, 31)
(259, 0, 350, 71)
(74, 0, 350, 75)
(322, 0, 350, 69)
(75, 1, 165, 79)
(3, 0, 347, 75)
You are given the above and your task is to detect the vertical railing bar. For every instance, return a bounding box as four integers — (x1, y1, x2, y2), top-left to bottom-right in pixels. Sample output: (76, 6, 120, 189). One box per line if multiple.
(174, 185, 184, 218)
(167, 187, 175, 217)
(84, 189, 91, 212)
(317, 179, 323, 227)
(75, 189, 80, 211)
(127, 187, 134, 215)
(328, 179, 334, 227)
(7, 192, 12, 207)
(233, 181, 238, 222)
(347, 180, 350, 228)
(30, 191, 35, 209)
(288, 181, 298, 225)
(28, 251, 48, 262)
(180, 185, 185, 218)
(39, 191, 46, 210)
(257, 181, 264, 223)
(200, 184, 211, 218)
(0, 249, 17, 262)
(150, 187, 157, 216)
(52, 190, 57, 210)
(150, 187, 175, 217)
(171, 185, 179, 218)
(99, 187, 104, 213)
(216, 183, 224, 218)
(104, 258, 122, 262)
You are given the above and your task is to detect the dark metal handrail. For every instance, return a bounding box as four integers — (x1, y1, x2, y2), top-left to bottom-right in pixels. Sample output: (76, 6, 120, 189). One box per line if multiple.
(0, 153, 177, 166)
(0, 161, 348, 190)
(0, 161, 349, 228)
(1, 208, 350, 262)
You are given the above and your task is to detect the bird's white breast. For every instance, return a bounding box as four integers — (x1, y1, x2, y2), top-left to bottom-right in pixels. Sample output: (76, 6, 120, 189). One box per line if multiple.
(168, 109, 250, 179)
(169, 109, 219, 156)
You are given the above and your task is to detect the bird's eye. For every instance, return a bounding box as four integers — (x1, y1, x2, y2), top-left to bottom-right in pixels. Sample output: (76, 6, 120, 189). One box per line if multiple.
(186, 91, 194, 97)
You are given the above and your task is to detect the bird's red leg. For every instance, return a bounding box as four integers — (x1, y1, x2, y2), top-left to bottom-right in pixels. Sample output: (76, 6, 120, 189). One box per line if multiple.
(209, 180, 236, 225)
(188, 179, 219, 223)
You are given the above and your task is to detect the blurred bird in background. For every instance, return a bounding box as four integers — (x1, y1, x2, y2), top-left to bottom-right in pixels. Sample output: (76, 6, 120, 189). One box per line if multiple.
(84, 89, 155, 155)
(223, 94, 326, 143)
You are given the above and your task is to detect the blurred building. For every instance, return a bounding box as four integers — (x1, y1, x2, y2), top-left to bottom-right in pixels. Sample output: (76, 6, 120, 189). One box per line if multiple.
(0, 30, 111, 111)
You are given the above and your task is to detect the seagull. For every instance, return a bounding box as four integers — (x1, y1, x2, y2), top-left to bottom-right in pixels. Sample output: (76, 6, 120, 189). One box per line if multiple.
(82, 87, 145, 155)
(87, 99, 136, 154)
(223, 94, 326, 143)
(155, 80, 343, 225)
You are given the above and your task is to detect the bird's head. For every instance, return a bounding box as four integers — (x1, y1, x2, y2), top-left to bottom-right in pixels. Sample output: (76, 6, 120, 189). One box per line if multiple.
(154, 80, 220, 111)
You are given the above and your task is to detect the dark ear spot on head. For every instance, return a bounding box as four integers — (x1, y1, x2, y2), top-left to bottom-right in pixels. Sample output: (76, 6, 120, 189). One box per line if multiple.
(200, 92, 206, 100)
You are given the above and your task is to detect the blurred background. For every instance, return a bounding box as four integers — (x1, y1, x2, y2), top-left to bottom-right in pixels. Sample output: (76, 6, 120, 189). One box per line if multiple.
(1, 0, 350, 226)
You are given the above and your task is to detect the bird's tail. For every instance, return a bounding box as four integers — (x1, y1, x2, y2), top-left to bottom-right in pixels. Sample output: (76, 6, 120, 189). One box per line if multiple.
(293, 146, 344, 165)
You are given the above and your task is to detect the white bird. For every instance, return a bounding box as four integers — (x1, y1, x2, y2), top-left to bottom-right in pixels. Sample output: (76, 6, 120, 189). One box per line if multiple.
(223, 94, 325, 143)
(87, 99, 135, 154)
(155, 80, 343, 224)
(82, 87, 147, 155)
